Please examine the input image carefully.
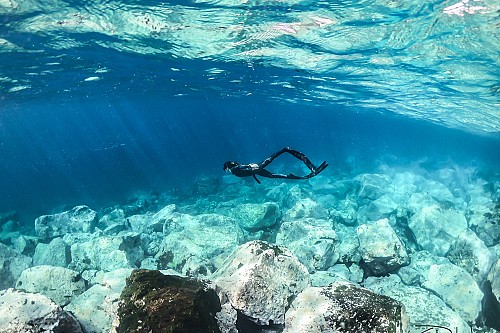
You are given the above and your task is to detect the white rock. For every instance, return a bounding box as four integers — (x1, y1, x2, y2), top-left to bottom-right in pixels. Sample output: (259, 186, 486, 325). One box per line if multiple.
(66, 268, 132, 333)
(33, 237, 71, 267)
(408, 205, 468, 256)
(355, 173, 392, 201)
(35, 205, 98, 241)
(70, 233, 144, 272)
(446, 229, 495, 283)
(156, 213, 243, 276)
(364, 275, 470, 332)
(0, 288, 83, 333)
(229, 202, 281, 230)
(284, 198, 328, 220)
(15, 265, 86, 306)
(357, 218, 409, 275)
(276, 218, 338, 272)
(213, 240, 310, 325)
(284, 281, 408, 333)
(422, 263, 483, 322)
(0, 243, 31, 289)
(363, 195, 399, 221)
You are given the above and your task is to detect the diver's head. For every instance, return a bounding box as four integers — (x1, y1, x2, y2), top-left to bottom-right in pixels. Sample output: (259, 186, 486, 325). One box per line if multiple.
(223, 161, 239, 172)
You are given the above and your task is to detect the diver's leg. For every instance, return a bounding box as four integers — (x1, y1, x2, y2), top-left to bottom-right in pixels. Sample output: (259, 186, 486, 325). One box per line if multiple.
(283, 148, 318, 172)
(259, 147, 291, 168)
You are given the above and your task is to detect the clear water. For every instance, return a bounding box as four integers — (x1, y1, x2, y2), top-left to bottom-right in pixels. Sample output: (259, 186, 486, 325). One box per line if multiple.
(1, 0, 499, 220)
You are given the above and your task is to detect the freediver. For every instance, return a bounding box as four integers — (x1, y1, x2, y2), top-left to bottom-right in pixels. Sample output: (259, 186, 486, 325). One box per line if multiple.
(223, 147, 328, 184)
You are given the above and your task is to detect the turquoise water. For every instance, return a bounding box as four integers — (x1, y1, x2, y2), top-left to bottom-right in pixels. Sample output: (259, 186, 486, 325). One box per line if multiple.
(0, 0, 499, 331)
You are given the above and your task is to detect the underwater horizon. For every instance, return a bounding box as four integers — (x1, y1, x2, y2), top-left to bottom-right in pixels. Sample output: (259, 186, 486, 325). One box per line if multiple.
(0, 0, 500, 332)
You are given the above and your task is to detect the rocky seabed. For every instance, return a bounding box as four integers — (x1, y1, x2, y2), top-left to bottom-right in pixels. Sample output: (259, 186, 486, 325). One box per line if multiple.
(0, 165, 499, 333)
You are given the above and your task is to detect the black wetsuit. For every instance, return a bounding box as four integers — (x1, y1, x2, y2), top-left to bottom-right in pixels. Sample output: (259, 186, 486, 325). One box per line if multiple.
(223, 147, 328, 184)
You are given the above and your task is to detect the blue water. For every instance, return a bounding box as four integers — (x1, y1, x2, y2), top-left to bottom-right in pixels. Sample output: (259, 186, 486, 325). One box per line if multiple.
(1, 0, 499, 222)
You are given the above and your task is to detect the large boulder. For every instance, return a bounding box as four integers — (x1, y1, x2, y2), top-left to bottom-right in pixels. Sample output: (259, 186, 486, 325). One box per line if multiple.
(276, 218, 338, 272)
(364, 274, 470, 332)
(355, 173, 392, 202)
(115, 269, 221, 333)
(0, 288, 83, 333)
(360, 194, 399, 222)
(33, 237, 71, 267)
(283, 198, 328, 220)
(422, 263, 483, 322)
(66, 268, 133, 333)
(446, 229, 495, 283)
(284, 281, 408, 333)
(35, 205, 98, 241)
(228, 202, 281, 231)
(408, 205, 468, 256)
(15, 265, 86, 306)
(0, 243, 31, 289)
(357, 218, 409, 276)
(69, 233, 144, 272)
(155, 213, 243, 276)
(213, 240, 310, 326)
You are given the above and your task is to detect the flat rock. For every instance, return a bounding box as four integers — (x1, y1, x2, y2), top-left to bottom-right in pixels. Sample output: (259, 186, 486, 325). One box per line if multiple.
(422, 263, 483, 322)
(276, 218, 338, 272)
(155, 213, 243, 276)
(364, 274, 470, 333)
(357, 218, 409, 276)
(284, 281, 408, 333)
(408, 205, 467, 256)
(0, 288, 83, 333)
(15, 265, 86, 306)
(213, 240, 310, 326)
(0, 243, 32, 289)
(33, 237, 71, 267)
(70, 233, 144, 272)
(66, 268, 133, 333)
(35, 205, 98, 241)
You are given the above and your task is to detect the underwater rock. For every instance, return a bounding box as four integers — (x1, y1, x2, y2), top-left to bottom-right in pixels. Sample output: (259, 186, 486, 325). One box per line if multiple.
(487, 259, 500, 306)
(331, 197, 358, 226)
(357, 218, 409, 276)
(390, 171, 421, 204)
(310, 263, 364, 287)
(12, 235, 37, 256)
(282, 185, 310, 209)
(406, 192, 438, 214)
(230, 202, 281, 231)
(355, 173, 392, 202)
(70, 232, 144, 272)
(446, 229, 495, 283)
(149, 203, 177, 233)
(0, 243, 32, 290)
(98, 208, 126, 228)
(364, 274, 470, 333)
(213, 240, 310, 326)
(396, 250, 451, 286)
(361, 194, 399, 222)
(408, 205, 467, 256)
(33, 237, 71, 267)
(115, 269, 221, 333)
(470, 202, 500, 247)
(15, 265, 86, 306)
(0, 210, 18, 227)
(284, 198, 328, 220)
(66, 268, 132, 333)
(276, 218, 338, 272)
(308, 174, 336, 194)
(35, 205, 98, 241)
(283, 281, 408, 333)
(335, 224, 362, 264)
(422, 180, 464, 208)
(422, 263, 483, 323)
(0, 288, 83, 333)
(155, 213, 242, 276)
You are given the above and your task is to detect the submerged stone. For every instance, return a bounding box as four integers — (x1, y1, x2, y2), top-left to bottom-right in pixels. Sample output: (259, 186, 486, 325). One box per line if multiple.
(33, 237, 71, 267)
(213, 240, 310, 326)
(116, 269, 221, 333)
(15, 265, 86, 306)
(0, 243, 32, 290)
(35, 205, 98, 241)
(230, 202, 281, 231)
(0, 288, 83, 333)
(357, 218, 409, 276)
(284, 281, 408, 333)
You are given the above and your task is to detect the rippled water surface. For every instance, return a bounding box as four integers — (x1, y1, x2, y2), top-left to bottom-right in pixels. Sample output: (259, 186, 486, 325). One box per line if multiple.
(0, 0, 499, 216)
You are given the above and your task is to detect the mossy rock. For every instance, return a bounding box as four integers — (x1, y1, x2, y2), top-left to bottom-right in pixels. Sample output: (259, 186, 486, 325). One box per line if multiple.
(117, 269, 221, 333)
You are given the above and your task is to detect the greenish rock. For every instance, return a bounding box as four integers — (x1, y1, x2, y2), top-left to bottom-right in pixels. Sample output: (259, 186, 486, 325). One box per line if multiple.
(0, 243, 32, 289)
(116, 269, 221, 333)
(230, 202, 281, 231)
(33, 237, 71, 267)
(35, 205, 98, 241)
